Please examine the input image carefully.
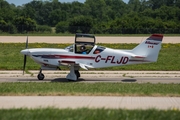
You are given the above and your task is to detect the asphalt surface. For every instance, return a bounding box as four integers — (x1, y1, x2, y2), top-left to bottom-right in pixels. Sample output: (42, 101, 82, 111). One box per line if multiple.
(0, 70, 179, 83)
(1, 77, 180, 83)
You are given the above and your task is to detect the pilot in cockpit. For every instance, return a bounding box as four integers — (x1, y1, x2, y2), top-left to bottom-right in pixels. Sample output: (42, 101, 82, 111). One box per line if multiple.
(80, 45, 87, 54)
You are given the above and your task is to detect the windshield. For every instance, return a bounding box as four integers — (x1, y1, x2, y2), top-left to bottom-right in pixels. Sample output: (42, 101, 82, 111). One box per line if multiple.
(64, 45, 74, 52)
(75, 43, 94, 54)
(93, 46, 106, 54)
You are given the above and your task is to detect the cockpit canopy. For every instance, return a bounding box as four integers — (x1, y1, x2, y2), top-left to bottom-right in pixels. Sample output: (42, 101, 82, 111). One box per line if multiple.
(75, 33, 95, 45)
(74, 33, 96, 54)
(65, 33, 97, 54)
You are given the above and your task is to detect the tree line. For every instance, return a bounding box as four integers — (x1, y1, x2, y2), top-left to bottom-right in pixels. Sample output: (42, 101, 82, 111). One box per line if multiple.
(0, 0, 180, 34)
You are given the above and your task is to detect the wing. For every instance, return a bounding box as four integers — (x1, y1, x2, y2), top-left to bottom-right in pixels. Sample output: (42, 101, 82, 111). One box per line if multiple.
(59, 60, 93, 70)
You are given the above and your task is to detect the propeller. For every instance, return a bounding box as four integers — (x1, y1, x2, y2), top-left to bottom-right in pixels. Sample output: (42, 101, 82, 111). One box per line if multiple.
(23, 36, 28, 75)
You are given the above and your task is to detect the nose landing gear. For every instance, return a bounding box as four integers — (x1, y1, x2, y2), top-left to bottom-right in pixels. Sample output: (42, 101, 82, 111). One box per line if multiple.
(37, 69, 45, 80)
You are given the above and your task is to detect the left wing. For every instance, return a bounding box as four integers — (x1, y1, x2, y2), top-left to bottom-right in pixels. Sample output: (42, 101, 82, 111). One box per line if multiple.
(59, 60, 93, 70)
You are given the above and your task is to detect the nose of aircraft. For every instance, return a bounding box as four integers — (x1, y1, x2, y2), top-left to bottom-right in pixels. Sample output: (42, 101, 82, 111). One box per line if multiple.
(21, 49, 30, 55)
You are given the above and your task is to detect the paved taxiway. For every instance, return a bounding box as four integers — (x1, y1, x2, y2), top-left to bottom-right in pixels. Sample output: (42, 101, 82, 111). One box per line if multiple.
(0, 77, 180, 84)
(0, 70, 180, 83)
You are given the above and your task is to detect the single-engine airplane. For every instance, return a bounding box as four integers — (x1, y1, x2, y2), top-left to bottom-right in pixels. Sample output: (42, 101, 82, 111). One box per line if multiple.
(21, 33, 163, 81)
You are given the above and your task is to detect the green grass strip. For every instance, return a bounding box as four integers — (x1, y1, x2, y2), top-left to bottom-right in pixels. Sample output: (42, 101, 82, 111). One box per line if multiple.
(0, 43, 180, 70)
(0, 82, 179, 96)
(0, 108, 180, 120)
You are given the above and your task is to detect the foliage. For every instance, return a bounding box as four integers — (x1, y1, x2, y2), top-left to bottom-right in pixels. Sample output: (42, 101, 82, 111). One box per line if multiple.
(14, 17, 37, 33)
(55, 21, 69, 33)
(36, 25, 52, 33)
(68, 16, 93, 33)
(0, 0, 180, 34)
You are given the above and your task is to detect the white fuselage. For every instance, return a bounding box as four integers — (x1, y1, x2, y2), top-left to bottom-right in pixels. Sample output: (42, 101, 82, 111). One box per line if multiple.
(21, 45, 148, 70)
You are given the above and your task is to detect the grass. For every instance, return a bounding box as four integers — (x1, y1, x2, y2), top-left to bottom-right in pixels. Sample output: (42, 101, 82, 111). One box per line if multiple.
(0, 43, 180, 71)
(0, 43, 180, 70)
(0, 108, 180, 120)
(0, 82, 179, 96)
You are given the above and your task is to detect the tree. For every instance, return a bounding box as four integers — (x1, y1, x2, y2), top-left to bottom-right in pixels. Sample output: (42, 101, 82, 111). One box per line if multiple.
(0, 20, 17, 33)
(55, 21, 69, 33)
(84, 0, 108, 21)
(14, 17, 37, 33)
(128, 0, 141, 12)
(68, 16, 93, 33)
(0, 0, 16, 22)
(0, 20, 8, 32)
(105, 0, 128, 20)
(48, 10, 67, 26)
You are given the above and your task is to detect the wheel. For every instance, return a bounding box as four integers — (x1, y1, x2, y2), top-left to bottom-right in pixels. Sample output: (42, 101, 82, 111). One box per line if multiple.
(37, 73, 45, 80)
(74, 70, 80, 79)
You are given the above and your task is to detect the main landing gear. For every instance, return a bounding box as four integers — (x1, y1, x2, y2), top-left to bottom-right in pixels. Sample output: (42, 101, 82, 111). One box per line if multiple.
(37, 69, 45, 80)
(66, 66, 80, 81)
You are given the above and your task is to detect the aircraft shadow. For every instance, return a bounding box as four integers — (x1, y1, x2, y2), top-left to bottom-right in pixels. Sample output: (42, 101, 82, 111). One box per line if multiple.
(17, 78, 137, 83)
(16, 78, 84, 82)
(51, 78, 137, 83)
(121, 79, 137, 82)
(51, 78, 85, 82)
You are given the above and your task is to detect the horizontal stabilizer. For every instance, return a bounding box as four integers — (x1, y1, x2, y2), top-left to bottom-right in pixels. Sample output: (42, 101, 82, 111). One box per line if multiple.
(131, 55, 146, 58)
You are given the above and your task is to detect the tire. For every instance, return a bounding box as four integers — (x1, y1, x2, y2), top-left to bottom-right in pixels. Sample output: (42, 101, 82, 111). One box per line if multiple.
(37, 73, 45, 80)
(74, 70, 80, 79)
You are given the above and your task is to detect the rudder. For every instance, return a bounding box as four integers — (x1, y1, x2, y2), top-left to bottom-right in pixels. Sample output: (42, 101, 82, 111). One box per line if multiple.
(132, 34, 163, 62)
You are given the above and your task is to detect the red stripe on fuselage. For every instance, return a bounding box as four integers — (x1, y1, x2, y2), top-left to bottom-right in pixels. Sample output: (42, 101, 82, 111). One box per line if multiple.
(40, 55, 95, 60)
(59, 55, 95, 59)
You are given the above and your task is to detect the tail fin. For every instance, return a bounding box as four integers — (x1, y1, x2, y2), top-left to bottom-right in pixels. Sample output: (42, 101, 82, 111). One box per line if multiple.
(132, 34, 163, 62)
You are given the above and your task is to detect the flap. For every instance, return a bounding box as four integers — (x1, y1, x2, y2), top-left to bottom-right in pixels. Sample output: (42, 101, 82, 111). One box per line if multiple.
(59, 60, 91, 70)
(131, 55, 146, 58)
(79, 63, 88, 70)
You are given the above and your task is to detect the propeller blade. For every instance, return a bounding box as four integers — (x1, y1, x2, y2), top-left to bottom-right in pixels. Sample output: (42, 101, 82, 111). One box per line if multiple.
(23, 55, 26, 75)
(26, 36, 28, 49)
(23, 35, 28, 75)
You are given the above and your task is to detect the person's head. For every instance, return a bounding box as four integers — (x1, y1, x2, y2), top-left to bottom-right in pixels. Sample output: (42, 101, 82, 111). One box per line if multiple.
(80, 45, 86, 52)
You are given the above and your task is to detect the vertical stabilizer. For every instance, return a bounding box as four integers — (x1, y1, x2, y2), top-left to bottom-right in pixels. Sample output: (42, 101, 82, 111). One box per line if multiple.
(132, 34, 163, 62)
